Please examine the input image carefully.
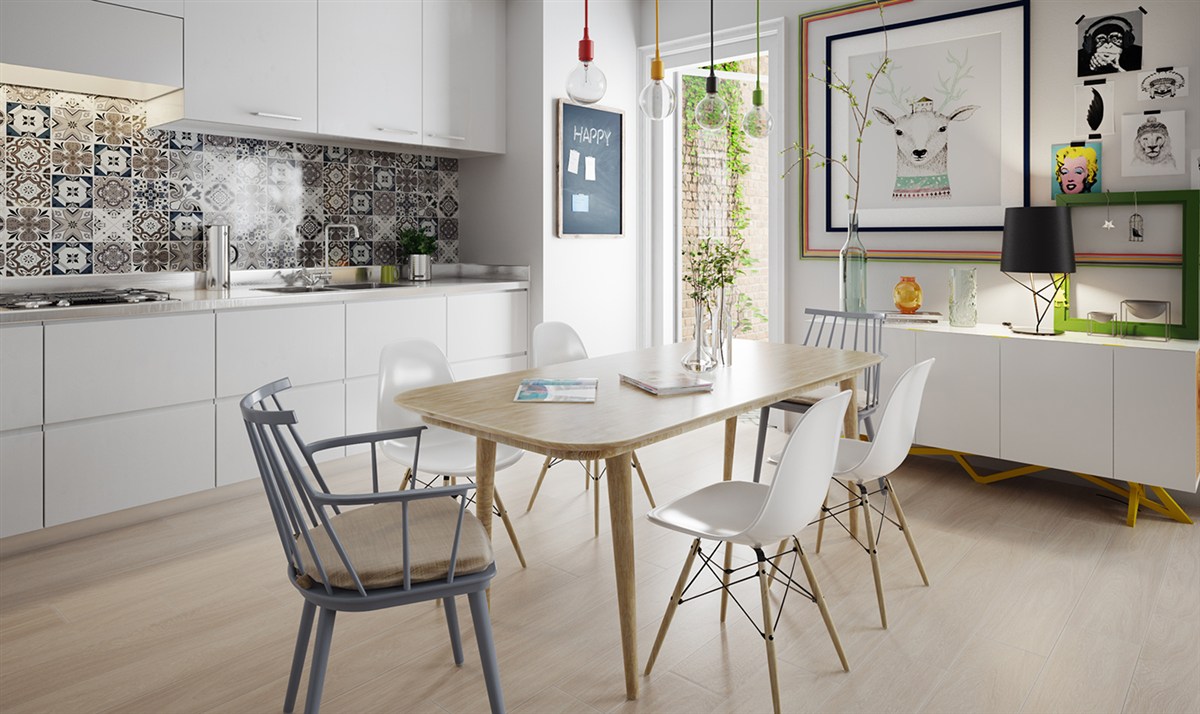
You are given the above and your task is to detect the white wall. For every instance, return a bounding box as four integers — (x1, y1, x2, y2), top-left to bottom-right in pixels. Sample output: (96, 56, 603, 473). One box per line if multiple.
(643, 0, 1199, 341)
(460, 0, 641, 357)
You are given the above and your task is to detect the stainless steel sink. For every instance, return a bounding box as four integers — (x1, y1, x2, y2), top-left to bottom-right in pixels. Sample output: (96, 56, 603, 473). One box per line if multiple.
(328, 282, 411, 290)
(253, 286, 340, 294)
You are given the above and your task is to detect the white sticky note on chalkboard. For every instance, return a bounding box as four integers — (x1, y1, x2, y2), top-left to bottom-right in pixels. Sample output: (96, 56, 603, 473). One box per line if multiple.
(568, 149, 580, 175)
(584, 156, 597, 181)
(572, 194, 589, 212)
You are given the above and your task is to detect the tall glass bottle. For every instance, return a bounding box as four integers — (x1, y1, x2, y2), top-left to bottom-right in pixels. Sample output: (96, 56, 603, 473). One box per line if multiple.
(840, 212, 868, 312)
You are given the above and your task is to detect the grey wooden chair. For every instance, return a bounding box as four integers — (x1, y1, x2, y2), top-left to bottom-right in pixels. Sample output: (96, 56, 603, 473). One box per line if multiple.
(241, 378, 505, 714)
(753, 307, 886, 482)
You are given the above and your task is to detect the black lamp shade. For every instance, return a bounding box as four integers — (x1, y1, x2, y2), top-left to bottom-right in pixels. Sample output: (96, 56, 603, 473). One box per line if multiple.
(1001, 206, 1076, 274)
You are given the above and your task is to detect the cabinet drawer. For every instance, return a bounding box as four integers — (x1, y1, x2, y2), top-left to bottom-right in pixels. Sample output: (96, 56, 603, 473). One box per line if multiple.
(45, 313, 215, 424)
(345, 297, 446, 378)
(1001, 340, 1113, 477)
(451, 355, 528, 382)
(914, 331, 1000, 458)
(44, 402, 215, 526)
(1114, 348, 1198, 491)
(216, 381, 344, 487)
(0, 324, 43, 430)
(217, 304, 344, 398)
(447, 291, 528, 363)
(0, 427, 43, 537)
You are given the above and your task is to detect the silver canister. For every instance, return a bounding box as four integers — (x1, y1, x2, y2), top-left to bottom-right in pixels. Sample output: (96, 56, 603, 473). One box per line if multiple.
(205, 225, 235, 290)
(407, 254, 432, 281)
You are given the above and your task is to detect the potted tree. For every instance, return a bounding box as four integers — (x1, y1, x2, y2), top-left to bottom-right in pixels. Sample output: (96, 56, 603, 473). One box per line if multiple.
(399, 227, 437, 282)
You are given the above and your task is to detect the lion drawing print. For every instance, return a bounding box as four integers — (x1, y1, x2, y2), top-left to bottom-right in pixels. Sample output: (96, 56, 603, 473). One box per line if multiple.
(1133, 116, 1175, 168)
(873, 98, 979, 200)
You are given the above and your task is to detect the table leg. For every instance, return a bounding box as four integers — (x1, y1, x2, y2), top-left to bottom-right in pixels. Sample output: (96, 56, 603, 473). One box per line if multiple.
(605, 452, 639, 700)
(720, 417, 736, 622)
(475, 438, 497, 538)
(839, 375, 859, 538)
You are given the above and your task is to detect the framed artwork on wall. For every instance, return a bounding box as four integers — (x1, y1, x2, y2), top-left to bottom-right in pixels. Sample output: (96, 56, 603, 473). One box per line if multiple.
(556, 100, 624, 238)
(823, 0, 1029, 234)
(1051, 142, 1102, 199)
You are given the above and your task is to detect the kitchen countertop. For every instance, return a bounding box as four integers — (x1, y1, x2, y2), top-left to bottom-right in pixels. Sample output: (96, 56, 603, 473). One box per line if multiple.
(0, 276, 529, 325)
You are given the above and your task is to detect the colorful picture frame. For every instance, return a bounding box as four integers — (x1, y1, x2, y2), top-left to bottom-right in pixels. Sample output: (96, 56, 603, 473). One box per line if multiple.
(1054, 190, 1198, 339)
(1051, 141, 1103, 200)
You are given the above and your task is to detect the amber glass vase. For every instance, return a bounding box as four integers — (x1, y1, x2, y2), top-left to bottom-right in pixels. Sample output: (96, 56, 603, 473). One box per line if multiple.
(892, 276, 923, 314)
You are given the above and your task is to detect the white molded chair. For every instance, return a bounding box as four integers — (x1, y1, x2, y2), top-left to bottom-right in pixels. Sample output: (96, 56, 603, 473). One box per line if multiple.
(525, 321, 656, 536)
(775, 358, 936, 630)
(644, 391, 853, 714)
(378, 339, 527, 568)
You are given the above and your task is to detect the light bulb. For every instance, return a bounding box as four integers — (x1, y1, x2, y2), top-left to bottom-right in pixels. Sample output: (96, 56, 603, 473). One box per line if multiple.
(639, 79, 676, 121)
(566, 61, 607, 104)
(695, 91, 728, 132)
(742, 103, 772, 139)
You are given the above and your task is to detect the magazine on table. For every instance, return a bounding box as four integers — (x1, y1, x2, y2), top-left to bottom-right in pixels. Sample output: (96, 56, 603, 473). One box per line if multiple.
(619, 371, 713, 396)
(513, 378, 599, 402)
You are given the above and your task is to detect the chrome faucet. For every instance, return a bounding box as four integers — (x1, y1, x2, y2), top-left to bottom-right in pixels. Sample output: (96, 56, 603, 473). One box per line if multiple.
(300, 223, 359, 287)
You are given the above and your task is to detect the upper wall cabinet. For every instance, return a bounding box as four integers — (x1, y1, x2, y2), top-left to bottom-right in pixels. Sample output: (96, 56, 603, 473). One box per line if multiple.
(0, 0, 182, 100)
(423, 0, 505, 153)
(318, 0, 423, 143)
(179, 0, 319, 132)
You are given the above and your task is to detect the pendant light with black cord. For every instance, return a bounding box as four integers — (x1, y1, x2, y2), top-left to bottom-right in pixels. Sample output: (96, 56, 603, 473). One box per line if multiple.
(742, 0, 772, 138)
(639, 0, 676, 120)
(694, 0, 728, 131)
(566, 0, 607, 104)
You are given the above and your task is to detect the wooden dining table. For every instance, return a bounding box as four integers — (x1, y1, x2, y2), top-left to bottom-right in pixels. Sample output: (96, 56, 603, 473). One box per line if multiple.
(394, 339, 883, 700)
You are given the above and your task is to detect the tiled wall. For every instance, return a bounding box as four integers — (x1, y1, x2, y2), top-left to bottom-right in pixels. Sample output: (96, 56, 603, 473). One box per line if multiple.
(1, 84, 460, 277)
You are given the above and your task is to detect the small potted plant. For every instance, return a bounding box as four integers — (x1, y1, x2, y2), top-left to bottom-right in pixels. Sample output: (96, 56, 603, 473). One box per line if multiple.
(399, 227, 437, 281)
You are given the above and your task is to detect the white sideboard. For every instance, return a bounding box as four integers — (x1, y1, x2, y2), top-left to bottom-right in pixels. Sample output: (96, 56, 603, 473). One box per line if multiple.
(881, 323, 1199, 494)
(0, 285, 528, 537)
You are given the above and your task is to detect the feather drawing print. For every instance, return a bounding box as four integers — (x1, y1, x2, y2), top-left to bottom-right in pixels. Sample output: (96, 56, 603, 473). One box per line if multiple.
(1087, 88, 1104, 132)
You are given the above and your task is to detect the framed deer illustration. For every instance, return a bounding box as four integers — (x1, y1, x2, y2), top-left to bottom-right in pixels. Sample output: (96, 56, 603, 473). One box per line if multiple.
(822, 0, 1028, 238)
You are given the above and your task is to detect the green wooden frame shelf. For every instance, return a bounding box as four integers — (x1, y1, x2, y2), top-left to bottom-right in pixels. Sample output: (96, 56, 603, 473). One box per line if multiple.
(1054, 189, 1198, 340)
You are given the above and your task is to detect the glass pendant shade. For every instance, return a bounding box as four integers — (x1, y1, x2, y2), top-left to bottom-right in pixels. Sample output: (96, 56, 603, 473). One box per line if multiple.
(695, 92, 728, 132)
(742, 102, 772, 139)
(639, 79, 676, 121)
(566, 61, 607, 104)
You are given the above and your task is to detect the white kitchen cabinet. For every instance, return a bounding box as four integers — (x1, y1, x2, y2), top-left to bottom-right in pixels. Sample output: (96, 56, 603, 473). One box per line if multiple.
(0, 1, 182, 100)
(877, 326, 916, 408)
(452, 355, 528, 382)
(345, 296, 446, 378)
(1114, 348, 1198, 491)
(0, 427, 43, 538)
(216, 304, 344, 398)
(180, 0, 318, 132)
(423, 0, 505, 153)
(0, 324, 42, 431)
(44, 313, 214, 424)
(216, 381, 345, 486)
(447, 291, 527, 363)
(1001, 340, 1113, 478)
(44, 402, 215, 526)
(914, 330, 1001, 458)
(345, 375, 378, 442)
(318, 0, 423, 143)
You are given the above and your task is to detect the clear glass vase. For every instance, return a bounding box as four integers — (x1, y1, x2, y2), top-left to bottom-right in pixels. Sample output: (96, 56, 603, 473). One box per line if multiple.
(840, 212, 868, 312)
(948, 267, 977, 327)
(681, 299, 717, 372)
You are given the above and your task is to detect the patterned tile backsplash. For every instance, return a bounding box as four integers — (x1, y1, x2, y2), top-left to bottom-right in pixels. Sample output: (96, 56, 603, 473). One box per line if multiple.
(0, 84, 460, 277)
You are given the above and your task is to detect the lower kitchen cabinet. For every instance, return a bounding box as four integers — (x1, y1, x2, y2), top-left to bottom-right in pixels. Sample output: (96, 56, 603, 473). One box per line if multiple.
(345, 296, 446, 378)
(0, 324, 43, 431)
(216, 381, 346, 486)
(447, 291, 527, 363)
(217, 304, 344, 398)
(0, 427, 43, 538)
(44, 401, 215, 527)
(452, 355, 528, 381)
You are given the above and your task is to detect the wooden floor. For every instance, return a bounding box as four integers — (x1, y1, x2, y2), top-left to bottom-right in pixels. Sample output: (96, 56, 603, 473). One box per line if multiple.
(1, 419, 1197, 714)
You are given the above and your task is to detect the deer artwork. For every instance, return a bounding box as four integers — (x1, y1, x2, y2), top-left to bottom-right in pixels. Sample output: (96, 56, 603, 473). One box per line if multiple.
(873, 97, 978, 200)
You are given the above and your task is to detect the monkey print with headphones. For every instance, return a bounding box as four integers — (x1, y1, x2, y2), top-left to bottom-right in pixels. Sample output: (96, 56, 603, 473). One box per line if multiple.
(1077, 12, 1143, 77)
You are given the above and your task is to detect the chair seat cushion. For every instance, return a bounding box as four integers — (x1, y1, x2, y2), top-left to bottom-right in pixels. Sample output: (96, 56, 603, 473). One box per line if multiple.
(297, 497, 494, 590)
(648, 481, 770, 544)
(785, 385, 868, 410)
(381, 427, 524, 475)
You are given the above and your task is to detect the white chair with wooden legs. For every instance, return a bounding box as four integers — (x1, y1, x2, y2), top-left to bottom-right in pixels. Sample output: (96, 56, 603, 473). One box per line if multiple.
(525, 321, 656, 536)
(378, 339, 527, 568)
(644, 391, 853, 714)
(772, 358, 936, 630)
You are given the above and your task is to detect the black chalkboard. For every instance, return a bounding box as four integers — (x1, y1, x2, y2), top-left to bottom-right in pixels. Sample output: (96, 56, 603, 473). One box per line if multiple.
(557, 100, 624, 237)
